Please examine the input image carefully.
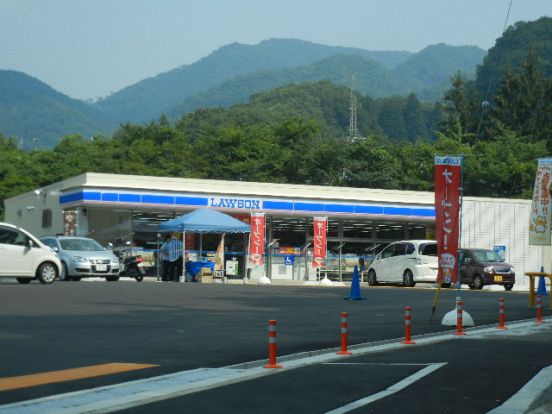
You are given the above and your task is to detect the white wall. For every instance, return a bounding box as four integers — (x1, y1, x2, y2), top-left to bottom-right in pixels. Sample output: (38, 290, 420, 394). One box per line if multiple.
(4, 188, 64, 237)
(462, 198, 544, 291)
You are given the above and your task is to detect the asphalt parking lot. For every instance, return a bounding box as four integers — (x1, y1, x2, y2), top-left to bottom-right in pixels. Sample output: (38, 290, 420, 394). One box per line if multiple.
(0, 280, 550, 413)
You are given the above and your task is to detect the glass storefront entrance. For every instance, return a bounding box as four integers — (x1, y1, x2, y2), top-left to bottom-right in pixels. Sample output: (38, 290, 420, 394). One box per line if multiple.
(82, 207, 433, 281)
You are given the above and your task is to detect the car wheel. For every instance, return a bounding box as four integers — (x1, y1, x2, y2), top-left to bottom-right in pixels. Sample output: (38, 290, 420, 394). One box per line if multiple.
(135, 276, 144, 282)
(468, 282, 475, 289)
(473, 274, 484, 290)
(403, 270, 415, 287)
(37, 262, 57, 284)
(105, 276, 120, 282)
(367, 269, 378, 286)
(16, 278, 32, 284)
(504, 283, 514, 291)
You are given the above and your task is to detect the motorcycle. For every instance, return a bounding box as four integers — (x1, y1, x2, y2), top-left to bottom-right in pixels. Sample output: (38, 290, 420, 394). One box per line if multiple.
(120, 255, 146, 282)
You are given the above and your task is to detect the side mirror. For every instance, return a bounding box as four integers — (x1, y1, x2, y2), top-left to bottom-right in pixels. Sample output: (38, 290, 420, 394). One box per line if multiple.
(464, 257, 471, 264)
(27, 238, 34, 248)
(53, 246, 59, 252)
(107, 243, 113, 250)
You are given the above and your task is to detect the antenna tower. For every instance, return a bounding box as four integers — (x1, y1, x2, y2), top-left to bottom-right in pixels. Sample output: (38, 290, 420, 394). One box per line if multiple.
(348, 75, 361, 142)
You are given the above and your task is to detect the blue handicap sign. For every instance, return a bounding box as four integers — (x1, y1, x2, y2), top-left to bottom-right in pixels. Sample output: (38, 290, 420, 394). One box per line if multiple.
(284, 256, 294, 266)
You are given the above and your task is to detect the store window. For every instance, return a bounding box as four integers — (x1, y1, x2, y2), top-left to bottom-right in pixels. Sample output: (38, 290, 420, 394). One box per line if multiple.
(42, 209, 52, 228)
(376, 223, 405, 240)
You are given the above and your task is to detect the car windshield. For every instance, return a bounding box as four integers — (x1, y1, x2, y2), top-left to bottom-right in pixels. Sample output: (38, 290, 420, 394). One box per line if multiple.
(471, 250, 504, 263)
(419, 243, 437, 256)
(59, 238, 104, 252)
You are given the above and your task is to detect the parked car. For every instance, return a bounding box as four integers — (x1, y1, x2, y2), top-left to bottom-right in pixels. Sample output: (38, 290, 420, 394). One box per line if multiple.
(367, 240, 438, 287)
(0, 222, 61, 284)
(39, 236, 120, 281)
(460, 248, 515, 291)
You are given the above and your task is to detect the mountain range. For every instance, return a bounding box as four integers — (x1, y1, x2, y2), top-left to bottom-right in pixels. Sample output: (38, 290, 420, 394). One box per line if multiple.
(0, 38, 486, 149)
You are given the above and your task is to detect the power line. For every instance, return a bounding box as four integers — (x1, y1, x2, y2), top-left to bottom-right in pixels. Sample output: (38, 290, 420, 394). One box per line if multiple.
(474, 0, 514, 142)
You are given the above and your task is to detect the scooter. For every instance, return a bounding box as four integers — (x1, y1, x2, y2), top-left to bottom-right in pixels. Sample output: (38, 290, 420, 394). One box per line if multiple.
(120, 255, 146, 282)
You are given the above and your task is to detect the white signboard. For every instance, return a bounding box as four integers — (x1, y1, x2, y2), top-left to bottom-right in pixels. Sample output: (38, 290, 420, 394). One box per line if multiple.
(529, 158, 552, 245)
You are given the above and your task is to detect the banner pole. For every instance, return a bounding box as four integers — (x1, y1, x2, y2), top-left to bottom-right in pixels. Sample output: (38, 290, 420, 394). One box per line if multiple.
(181, 231, 186, 282)
(457, 155, 464, 293)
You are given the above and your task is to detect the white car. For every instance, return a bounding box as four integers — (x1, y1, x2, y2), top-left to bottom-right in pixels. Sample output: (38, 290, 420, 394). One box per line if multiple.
(367, 240, 438, 287)
(0, 222, 61, 284)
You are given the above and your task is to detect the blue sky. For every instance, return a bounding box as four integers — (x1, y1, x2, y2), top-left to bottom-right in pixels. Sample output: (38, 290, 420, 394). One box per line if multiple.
(0, 0, 549, 100)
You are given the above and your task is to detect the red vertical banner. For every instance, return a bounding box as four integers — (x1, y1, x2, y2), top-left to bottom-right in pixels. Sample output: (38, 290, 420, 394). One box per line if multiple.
(435, 156, 462, 285)
(249, 212, 265, 266)
(312, 216, 328, 268)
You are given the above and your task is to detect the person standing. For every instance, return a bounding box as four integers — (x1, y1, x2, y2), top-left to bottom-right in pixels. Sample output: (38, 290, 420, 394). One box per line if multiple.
(160, 234, 172, 281)
(165, 233, 183, 282)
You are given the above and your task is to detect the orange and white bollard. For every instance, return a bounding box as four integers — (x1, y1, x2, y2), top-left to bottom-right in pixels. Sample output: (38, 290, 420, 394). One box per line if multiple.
(337, 312, 352, 355)
(454, 298, 466, 336)
(498, 298, 507, 330)
(263, 320, 282, 368)
(401, 306, 415, 344)
(536, 295, 544, 325)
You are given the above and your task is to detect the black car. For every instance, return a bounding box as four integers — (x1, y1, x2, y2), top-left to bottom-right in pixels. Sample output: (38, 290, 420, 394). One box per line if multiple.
(460, 248, 515, 291)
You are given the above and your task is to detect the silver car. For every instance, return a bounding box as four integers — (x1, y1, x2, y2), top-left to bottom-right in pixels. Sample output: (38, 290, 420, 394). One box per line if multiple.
(40, 236, 120, 281)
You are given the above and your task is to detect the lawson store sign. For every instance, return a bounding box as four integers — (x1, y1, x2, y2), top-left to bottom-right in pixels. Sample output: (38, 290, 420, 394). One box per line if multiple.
(59, 190, 435, 219)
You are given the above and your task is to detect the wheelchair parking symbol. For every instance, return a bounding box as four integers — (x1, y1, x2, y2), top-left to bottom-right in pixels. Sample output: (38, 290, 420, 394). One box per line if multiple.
(284, 256, 294, 266)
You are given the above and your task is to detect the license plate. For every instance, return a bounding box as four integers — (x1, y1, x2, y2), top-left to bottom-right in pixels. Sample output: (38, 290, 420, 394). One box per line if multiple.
(95, 264, 107, 272)
(494, 275, 502, 282)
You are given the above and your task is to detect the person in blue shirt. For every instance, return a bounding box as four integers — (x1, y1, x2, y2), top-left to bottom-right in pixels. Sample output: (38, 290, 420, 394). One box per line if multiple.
(162, 233, 183, 282)
(160, 234, 172, 281)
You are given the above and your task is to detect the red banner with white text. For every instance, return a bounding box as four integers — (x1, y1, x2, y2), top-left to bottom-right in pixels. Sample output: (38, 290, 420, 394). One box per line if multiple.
(249, 212, 265, 266)
(312, 216, 328, 268)
(435, 156, 462, 285)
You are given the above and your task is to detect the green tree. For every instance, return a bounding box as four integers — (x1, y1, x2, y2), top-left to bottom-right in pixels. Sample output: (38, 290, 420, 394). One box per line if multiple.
(490, 52, 552, 146)
(464, 125, 546, 197)
(403, 93, 428, 141)
(342, 136, 401, 188)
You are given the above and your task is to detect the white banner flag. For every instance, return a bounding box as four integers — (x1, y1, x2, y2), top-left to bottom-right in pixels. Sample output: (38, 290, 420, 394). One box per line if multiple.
(529, 158, 552, 245)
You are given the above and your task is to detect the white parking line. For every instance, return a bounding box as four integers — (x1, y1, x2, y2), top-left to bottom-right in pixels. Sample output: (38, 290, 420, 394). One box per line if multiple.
(488, 365, 552, 414)
(325, 363, 447, 414)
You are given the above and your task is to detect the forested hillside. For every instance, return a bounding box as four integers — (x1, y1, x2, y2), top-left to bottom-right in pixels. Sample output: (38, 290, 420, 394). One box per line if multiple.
(476, 17, 552, 95)
(96, 38, 413, 125)
(169, 55, 409, 119)
(0, 39, 483, 148)
(0, 70, 112, 149)
(393, 43, 487, 101)
(175, 81, 442, 142)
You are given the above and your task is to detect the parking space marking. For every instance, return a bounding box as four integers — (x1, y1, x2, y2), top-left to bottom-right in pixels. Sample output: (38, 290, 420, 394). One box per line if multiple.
(488, 365, 552, 414)
(325, 362, 447, 414)
(0, 363, 158, 392)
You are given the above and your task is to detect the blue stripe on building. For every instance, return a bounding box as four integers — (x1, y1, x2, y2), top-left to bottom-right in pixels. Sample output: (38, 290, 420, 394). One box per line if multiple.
(119, 193, 141, 203)
(175, 196, 208, 206)
(263, 201, 294, 211)
(101, 192, 118, 202)
(142, 195, 175, 205)
(295, 202, 325, 212)
(59, 190, 436, 218)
